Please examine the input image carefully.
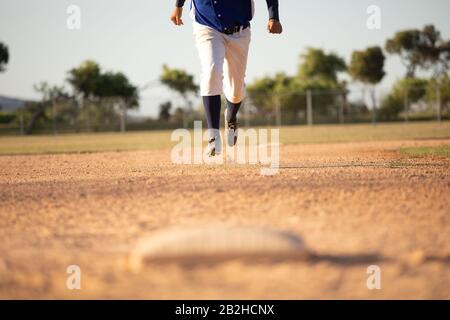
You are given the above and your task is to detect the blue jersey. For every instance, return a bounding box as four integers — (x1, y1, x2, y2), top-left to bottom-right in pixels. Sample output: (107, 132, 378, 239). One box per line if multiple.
(176, 0, 279, 33)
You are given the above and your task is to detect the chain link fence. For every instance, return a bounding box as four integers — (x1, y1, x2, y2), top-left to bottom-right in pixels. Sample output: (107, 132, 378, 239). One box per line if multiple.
(0, 85, 448, 135)
(243, 85, 448, 127)
(1, 96, 136, 135)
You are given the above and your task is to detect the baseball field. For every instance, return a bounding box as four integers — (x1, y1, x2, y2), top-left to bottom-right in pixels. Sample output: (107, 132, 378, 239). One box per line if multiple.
(1, 121, 449, 299)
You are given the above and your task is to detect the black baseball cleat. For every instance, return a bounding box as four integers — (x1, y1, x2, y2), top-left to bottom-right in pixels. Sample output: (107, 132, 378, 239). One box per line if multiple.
(224, 108, 238, 147)
(205, 136, 222, 157)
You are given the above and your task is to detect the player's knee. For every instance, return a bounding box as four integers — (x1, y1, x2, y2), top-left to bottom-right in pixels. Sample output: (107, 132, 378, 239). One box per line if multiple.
(225, 84, 246, 104)
(226, 93, 245, 104)
(201, 64, 223, 94)
(204, 64, 222, 83)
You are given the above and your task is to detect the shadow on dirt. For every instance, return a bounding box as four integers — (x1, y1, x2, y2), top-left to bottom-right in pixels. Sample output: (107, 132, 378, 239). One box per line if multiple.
(141, 252, 388, 269)
(278, 162, 448, 169)
(307, 252, 387, 265)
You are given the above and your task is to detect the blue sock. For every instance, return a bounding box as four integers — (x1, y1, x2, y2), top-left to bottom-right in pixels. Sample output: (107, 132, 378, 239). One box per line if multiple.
(226, 100, 241, 123)
(203, 95, 221, 131)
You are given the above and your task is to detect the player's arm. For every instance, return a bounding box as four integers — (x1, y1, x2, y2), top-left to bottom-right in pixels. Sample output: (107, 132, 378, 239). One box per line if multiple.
(170, 0, 185, 26)
(266, 0, 283, 34)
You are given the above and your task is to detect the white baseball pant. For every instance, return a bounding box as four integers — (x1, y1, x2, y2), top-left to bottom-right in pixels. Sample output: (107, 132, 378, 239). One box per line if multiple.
(193, 22, 251, 104)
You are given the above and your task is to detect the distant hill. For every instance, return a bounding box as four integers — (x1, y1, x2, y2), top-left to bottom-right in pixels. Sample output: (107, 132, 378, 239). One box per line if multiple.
(0, 95, 35, 112)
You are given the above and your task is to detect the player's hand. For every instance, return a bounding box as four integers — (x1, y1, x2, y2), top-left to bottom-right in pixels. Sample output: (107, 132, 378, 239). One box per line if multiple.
(267, 19, 283, 34)
(170, 7, 184, 26)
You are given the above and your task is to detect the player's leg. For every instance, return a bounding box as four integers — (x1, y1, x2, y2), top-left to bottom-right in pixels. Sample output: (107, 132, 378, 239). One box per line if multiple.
(193, 23, 226, 155)
(223, 28, 251, 147)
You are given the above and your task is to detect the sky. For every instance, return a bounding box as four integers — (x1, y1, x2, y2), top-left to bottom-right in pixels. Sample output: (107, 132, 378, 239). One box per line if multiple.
(0, 0, 449, 116)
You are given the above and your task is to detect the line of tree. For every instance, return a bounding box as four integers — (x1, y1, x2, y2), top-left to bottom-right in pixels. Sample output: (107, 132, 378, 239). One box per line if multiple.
(20, 60, 139, 134)
(386, 25, 450, 78)
(380, 25, 450, 120)
(2, 24, 449, 133)
(242, 24, 449, 123)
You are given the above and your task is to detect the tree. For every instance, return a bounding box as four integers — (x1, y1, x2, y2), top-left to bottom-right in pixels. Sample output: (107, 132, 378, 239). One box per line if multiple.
(427, 74, 450, 116)
(247, 73, 300, 124)
(297, 48, 348, 122)
(349, 47, 385, 85)
(33, 82, 68, 101)
(385, 25, 450, 121)
(96, 71, 139, 108)
(171, 107, 187, 127)
(160, 65, 198, 127)
(414, 25, 450, 121)
(24, 82, 69, 134)
(247, 48, 349, 124)
(349, 46, 386, 121)
(247, 73, 291, 113)
(378, 94, 402, 121)
(68, 61, 138, 102)
(379, 77, 428, 120)
(66, 61, 140, 131)
(386, 29, 422, 77)
(386, 25, 450, 78)
(67, 60, 102, 97)
(158, 101, 172, 121)
(298, 48, 346, 85)
(0, 42, 8, 72)
(418, 25, 450, 77)
(160, 64, 198, 102)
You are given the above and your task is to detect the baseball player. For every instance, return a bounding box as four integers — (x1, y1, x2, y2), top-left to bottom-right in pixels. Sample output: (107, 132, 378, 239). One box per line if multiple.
(170, 0, 282, 156)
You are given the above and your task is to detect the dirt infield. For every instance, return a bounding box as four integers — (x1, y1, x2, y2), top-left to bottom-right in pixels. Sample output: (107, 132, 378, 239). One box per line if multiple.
(0, 139, 449, 299)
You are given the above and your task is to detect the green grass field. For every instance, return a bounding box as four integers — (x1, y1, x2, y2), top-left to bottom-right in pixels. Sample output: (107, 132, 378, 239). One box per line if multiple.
(400, 145, 450, 158)
(0, 121, 449, 155)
